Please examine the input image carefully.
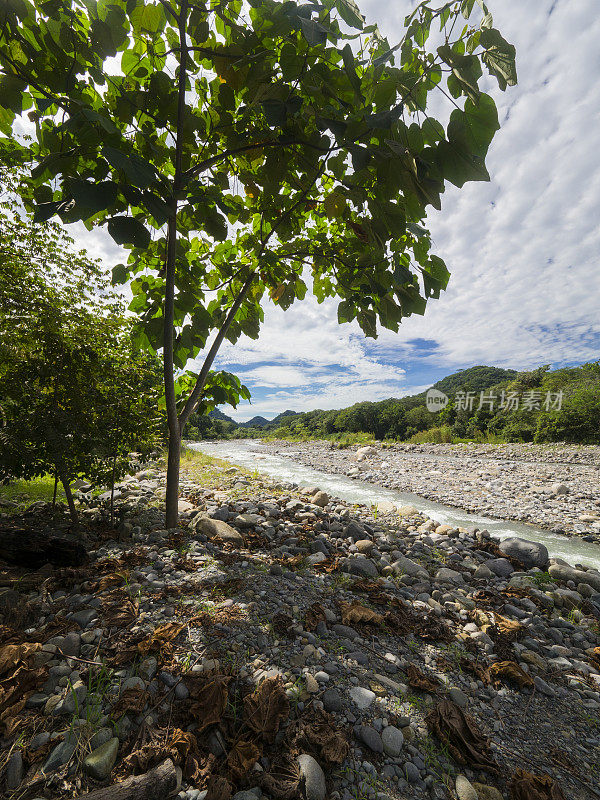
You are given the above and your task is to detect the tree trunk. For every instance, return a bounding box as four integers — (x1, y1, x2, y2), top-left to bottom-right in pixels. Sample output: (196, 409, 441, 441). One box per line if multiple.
(52, 469, 58, 508)
(110, 453, 116, 528)
(163, 0, 189, 530)
(72, 759, 178, 800)
(165, 424, 181, 529)
(58, 468, 79, 528)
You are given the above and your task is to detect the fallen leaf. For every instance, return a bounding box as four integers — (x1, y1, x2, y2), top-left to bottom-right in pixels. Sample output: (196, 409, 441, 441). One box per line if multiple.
(262, 756, 301, 800)
(339, 601, 383, 627)
(243, 677, 289, 743)
(111, 686, 150, 718)
(303, 603, 326, 632)
(510, 768, 566, 800)
(0, 642, 41, 675)
(227, 739, 261, 780)
(188, 675, 230, 733)
(292, 708, 349, 764)
(426, 699, 498, 775)
(406, 664, 440, 693)
(489, 661, 533, 690)
(137, 622, 184, 656)
(206, 775, 231, 800)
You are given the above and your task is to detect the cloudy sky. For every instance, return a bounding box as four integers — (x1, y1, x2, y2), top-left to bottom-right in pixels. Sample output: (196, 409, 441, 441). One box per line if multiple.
(67, 0, 600, 421)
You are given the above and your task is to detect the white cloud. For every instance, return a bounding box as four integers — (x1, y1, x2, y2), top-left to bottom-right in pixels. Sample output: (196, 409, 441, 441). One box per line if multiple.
(39, 0, 600, 420)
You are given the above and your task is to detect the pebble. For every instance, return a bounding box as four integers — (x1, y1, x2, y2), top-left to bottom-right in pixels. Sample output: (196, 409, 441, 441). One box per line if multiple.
(381, 725, 404, 757)
(455, 775, 478, 800)
(297, 754, 326, 800)
(84, 737, 119, 780)
(349, 687, 376, 710)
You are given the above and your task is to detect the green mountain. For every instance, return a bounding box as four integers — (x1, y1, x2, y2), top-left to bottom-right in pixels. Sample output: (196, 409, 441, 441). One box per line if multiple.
(239, 415, 270, 428)
(433, 366, 517, 395)
(209, 408, 236, 424)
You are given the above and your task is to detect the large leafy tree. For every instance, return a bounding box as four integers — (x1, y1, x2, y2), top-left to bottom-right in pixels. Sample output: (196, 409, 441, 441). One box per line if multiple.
(0, 0, 516, 525)
(0, 169, 162, 524)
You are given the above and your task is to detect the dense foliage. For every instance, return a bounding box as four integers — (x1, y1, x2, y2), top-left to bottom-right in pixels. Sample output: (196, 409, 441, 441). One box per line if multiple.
(0, 0, 516, 524)
(196, 363, 600, 444)
(0, 170, 163, 522)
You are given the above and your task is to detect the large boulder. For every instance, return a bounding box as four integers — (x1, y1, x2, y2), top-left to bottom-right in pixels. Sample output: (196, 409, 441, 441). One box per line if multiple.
(194, 515, 244, 546)
(498, 537, 548, 569)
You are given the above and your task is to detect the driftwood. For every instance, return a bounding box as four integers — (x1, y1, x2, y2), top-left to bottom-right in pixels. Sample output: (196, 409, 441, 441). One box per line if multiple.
(73, 759, 179, 800)
(0, 528, 88, 567)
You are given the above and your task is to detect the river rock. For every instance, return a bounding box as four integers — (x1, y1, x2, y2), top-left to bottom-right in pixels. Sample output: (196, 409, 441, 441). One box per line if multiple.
(356, 725, 383, 752)
(381, 725, 404, 757)
(472, 783, 504, 800)
(485, 558, 514, 577)
(349, 687, 376, 710)
(312, 491, 329, 507)
(194, 516, 244, 546)
(498, 537, 549, 568)
(84, 737, 119, 780)
(391, 556, 428, 578)
(297, 754, 326, 800)
(455, 775, 478, 800)
(6, 751, 23, 789)
(341, 556, 378, 578)
(549, 564, 600, 592)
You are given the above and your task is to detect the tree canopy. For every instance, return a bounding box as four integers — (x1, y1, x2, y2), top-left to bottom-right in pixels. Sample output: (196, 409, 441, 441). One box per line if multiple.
(0, 0, 517, 524)
(0, 169, 162, 523)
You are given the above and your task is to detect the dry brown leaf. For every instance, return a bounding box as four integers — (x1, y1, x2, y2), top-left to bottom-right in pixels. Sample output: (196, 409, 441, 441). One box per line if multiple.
(489, 661, 534, 689)
(272, 612, 294, 638)
(111, 686, 150, 718)
(293, 708, 349, 764)
(340, 601, 383, 627)
(205, 775, 232, 800)
(97, 571, 129, 591)
(426, 699, 498, 775)
(406, 664, 440, 693)
(0, 642, 41, 675)
(137, 622, 184, 656)
(226, 739, 261, 780)
(243, 677, 289, 743)
(303, 603, 326, 632)
(510, 768, 566, 800)
(188, 675, 230, 733)
(262, 756, 301, 800)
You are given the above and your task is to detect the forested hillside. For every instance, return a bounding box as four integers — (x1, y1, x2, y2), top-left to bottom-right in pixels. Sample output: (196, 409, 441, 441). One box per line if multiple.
(189, 362, 600, 444)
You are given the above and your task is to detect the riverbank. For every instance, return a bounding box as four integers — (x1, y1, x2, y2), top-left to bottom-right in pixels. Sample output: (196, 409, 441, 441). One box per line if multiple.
(257, 440, 600, 541)
(2, 450, 600, 799)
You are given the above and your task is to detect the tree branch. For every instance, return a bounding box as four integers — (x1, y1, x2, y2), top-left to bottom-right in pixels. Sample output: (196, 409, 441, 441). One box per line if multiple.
(178, 270, 255, 427)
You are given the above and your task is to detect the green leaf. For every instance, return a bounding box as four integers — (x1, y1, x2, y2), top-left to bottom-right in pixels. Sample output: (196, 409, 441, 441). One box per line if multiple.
(112, 264, 128, 285)
(336, 0, 364, 30)
(447, 93, 499, 158)
(300, 18, 328, 46)
(107, 216, 151, 248)
(480, 28, 517, 90)
(71, 180, 118, 217)
(435, 140, 490, 187)
(324, 190, 347, 219)
(102, 145, 158, 189)
(33, 199, 71, 223)
(0, 73, 26, 113)
(342, 44, 362, 98)
(262, 99, 287, 127)
(337, 299, 356, 323)
(437, 45, 482, 102)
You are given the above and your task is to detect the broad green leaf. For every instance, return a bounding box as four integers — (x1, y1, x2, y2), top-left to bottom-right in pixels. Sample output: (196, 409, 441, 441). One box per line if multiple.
(480, 28, 517, 90)
(300, 18, 328, 46)
(108, 216, 151, 248)
(342, 44, 362, 97)
(71, 180, 118, 217)
(324, 191, 347, 219)
(102, 146, 158, 190)
(336, 0, 364, 29)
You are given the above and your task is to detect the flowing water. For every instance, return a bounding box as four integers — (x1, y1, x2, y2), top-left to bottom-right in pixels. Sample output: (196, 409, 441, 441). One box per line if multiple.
(189, 439, 600, 571)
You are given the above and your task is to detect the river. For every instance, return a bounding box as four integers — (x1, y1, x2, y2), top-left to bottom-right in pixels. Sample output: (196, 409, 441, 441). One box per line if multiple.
(189, 439, 600, 571)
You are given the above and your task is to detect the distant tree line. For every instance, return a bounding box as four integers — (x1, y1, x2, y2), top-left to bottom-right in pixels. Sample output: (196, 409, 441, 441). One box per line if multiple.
(190, 363, 600, 445)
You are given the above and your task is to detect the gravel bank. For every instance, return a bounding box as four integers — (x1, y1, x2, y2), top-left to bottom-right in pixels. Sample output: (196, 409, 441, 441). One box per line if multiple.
(259, 441, 600, 540)
(2, 454, 600, 800)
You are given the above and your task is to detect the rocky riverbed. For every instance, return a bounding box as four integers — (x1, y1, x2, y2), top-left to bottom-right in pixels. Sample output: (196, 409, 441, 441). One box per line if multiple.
(2, 452, 600, 800)
(259, 441, 600, 541)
